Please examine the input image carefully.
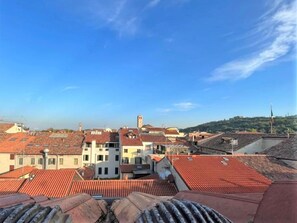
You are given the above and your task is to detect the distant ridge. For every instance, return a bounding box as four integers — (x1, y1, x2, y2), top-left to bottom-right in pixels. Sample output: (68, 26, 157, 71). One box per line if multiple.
(181, 115, 297, 134)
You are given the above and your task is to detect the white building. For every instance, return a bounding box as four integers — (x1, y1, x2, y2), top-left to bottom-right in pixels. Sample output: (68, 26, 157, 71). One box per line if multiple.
(82, 130, 120, 179)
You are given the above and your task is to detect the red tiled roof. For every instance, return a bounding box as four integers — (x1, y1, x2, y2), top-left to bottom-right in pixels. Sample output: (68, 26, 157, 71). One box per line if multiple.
(24, 132, 84, 155)
(0, 179, 26, 195)
(0, 133, 36, 153)
(120, 164, 150, 173)
(168, 155, 271, 193)
(165, 128, 179, 135)
(140, 134, 167, 143)
(19, 169, 83, 198)
(119, 128, 143, 146)
(69, 180, 177, 197)
(0, 166, 37, 179)
(0, 123, 14, 133)
(84, 132, 119, 143)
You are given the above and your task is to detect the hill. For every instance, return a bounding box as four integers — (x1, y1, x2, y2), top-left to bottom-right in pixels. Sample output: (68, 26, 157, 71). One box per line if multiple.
(181, 115, 297, 134)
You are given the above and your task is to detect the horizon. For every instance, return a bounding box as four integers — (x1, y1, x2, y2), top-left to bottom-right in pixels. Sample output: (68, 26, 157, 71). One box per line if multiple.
(1, 0, 296, 130)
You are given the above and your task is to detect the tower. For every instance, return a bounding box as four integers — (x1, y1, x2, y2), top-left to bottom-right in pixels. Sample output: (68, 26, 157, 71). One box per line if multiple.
(137, 115, 143, 128)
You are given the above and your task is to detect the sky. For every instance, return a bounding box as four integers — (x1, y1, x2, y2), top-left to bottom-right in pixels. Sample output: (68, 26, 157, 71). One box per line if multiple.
(0, 0, 296, 130)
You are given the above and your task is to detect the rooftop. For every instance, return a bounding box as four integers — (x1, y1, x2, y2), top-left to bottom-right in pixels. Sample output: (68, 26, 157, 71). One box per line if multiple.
(69, 180, 178, 198)
(119, 164, 150, 173)
(0, 166, 37, 179)
(0, 179, 26, 195)
(84, 131, 119, 143)
(19, 169, 83, 198)
(119, 128, 143, 147)
(0, 132, 36, 153)
(0, 123, 14, 133)
(167, 155, 272, 193)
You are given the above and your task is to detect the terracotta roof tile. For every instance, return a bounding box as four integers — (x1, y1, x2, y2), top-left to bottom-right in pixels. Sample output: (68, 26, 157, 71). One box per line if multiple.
(0, 123, 14, 133)
(0, 179, 26, 195)
(69, 180, 178, 197)
(140, 133, 167, 143)
(24, 132, 84, 155)
(168, 155, 271, 193)
(0, 133, 36, 153)
(19, 169, 83, 198)
(235, 155, 297, 181)
(84, 131, 119, 143)
(0, 166, 37, 179)
(119, 128, 143, 146)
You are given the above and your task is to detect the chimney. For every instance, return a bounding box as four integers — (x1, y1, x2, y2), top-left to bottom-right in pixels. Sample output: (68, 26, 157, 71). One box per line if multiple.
(137, 115, 143, 128)
(43, 148, 49, 170)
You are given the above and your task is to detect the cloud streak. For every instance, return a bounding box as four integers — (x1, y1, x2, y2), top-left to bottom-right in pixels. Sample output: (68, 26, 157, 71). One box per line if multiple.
(157, 101, 198, 113)
(209, 1, 297, 81)
(61, 86, 80, 92)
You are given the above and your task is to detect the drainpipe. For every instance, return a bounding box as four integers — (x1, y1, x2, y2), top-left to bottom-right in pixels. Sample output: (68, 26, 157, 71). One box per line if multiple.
(43, 149, 49, 170)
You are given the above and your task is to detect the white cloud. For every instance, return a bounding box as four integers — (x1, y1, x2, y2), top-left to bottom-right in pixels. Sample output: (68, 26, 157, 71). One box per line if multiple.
(209, 1, 297, 81)
(147, 0, 161, 8)
(61, 86, 79, 92)
(174, 102, 197, 111)
(157, 101, 198, 113)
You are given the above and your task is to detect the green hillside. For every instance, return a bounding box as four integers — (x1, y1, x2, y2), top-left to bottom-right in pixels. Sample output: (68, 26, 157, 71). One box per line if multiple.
(181, 115, 297, 134)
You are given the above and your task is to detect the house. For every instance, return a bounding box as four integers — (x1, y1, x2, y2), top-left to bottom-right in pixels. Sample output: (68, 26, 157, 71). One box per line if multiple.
(82, 130, 120, 179)
(157, 155, 271, 193)
(20, 132, 85, 170)
(119, 128, 144, 164)
(197, 133, 285, 154)
(0, 122, 27, 133)
(0, 132, 36, 173)
(261, 134, 297, 168)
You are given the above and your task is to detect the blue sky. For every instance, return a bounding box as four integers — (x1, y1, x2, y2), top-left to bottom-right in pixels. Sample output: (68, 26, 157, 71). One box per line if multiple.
(0, 0, 296, 130)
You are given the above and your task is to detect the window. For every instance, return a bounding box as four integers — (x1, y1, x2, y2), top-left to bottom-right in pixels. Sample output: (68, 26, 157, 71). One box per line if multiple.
(74, 158, 78, 165)
(31, 158, 35, 165)
(59, 158, 64, 165)
(18, 158, 23, 165)
(96, 143, 100, 148)
(10, 154, 15, 160)
(115, 167, 119, 175)
(135, 157, 142, 164)
(83, 155, 89, 161)
(105, 155, 109, 161)
(98, 167, 102, 175)
(38, 158, 43, 165)
(97, 155, 103, 161)
(105, 148, 109, 151)
(122, 157, 129, 164)
(137, 149, 141, 153)
(104, 167, 108, 175)
(116, 149, 119, 151)
(48, 158, 56, 165)
(86, 143, 91, 147)
(124, 149, 128, 153)
(9, 165, 14, 171)
(115, 155, 119, 161)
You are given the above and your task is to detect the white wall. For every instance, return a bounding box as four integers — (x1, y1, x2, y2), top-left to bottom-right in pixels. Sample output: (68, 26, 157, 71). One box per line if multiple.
(235, 138, 284, 154)
(157, 158, 189, 191)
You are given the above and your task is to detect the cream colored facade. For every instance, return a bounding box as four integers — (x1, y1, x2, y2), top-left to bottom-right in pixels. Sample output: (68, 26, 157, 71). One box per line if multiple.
(5, 123, 27, 133)
(121, 145, 145, 164)
(14, 154, 82, 170)
(0, 153, 16, 174)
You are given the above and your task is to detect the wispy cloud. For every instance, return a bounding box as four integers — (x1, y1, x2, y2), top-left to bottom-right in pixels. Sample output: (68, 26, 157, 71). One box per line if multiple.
(157, 101, 198, 113)
(147, 0, 161, 8)
(209, 0, 297, 81)
(56, 0, 188, 37)
(61, 86, 80, 92)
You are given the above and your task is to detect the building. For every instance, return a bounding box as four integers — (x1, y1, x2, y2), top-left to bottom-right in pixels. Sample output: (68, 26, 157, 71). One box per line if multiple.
(82, 130, 120, 179)
(119, 128, 144, 165)
(0, 122, 27, 133)
(137, 115, 143, 128)
(0, 133, 36, 173)
(157, 155, 271, 193)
